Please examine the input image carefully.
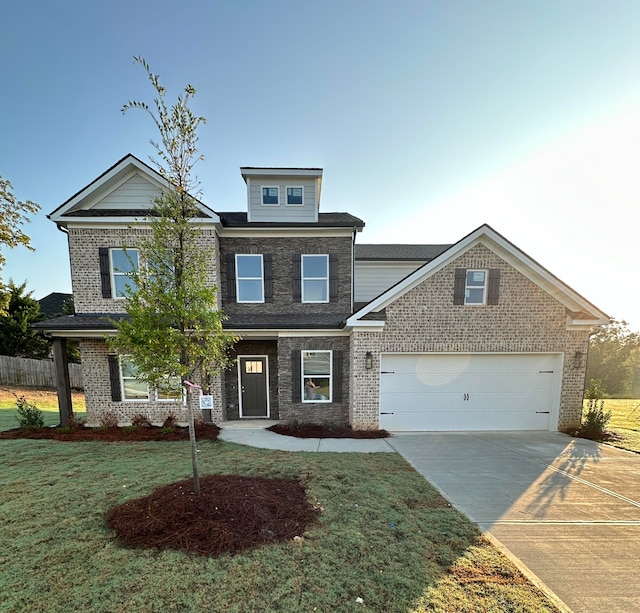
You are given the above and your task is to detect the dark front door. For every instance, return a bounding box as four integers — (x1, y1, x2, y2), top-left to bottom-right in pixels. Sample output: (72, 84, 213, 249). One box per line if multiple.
(239, 356, 269, 417)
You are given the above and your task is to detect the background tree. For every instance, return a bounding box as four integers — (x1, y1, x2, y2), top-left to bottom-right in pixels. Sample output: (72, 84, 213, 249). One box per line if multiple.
(587, 319, 640, 397)
(0, 280, 50, 358)
(0, 175, 40, 311)
(109, 57, 235, 495)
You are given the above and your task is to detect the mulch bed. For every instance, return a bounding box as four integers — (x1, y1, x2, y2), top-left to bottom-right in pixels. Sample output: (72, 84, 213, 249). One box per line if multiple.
(106, 474, 321, 556)
(267, 423, 389, 439)
(0, 423, 220, 442)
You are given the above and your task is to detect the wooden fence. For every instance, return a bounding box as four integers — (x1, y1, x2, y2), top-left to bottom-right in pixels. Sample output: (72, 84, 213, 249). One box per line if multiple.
(0, 355, 83, 389)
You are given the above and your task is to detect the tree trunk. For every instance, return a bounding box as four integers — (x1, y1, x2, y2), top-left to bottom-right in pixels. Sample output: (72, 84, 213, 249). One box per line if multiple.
(186, 387, 201, 495)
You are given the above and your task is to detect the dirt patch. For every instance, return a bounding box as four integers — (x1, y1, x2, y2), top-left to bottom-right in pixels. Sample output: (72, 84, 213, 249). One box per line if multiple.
(268, 423, 389, 439)
(106, 474, 321, 556)
(0, 384, 85, 405)
(0, 423, 220, 442)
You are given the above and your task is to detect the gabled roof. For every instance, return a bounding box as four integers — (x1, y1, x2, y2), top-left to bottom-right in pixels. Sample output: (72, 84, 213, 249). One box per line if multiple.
(48, 154, 219, 225)
(38, 293, 73, 318)
(355, 244, 451, 261)
(347, 224, 609, 330)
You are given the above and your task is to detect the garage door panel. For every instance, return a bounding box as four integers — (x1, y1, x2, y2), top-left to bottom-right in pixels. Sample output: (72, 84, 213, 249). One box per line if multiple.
(379, 354, 559, 431)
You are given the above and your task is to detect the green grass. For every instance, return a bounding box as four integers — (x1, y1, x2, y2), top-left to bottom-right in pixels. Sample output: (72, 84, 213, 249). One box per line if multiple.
(0, 408, 87, 431)
(586, 398, 640, 453)
(0, 439, 557, 612)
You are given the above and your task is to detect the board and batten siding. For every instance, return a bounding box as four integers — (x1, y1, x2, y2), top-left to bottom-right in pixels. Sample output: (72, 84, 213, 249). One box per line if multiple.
(354, 261, 425, 302)
(93, 173, 162, 210)
(247, 177, 317, 223)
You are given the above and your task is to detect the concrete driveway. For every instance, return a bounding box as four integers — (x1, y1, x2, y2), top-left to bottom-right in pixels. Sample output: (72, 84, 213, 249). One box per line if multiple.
(388, 431, 640, 613)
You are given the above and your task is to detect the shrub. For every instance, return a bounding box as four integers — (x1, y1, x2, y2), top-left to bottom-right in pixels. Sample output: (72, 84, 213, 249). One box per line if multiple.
(580, 379, 612, 439)
(162, 412, 177, 429)
(131, 413, 152, 428)
(122, 425, 138, 434)
(15, 395, 45, 429)
(99, 411, 119, 428)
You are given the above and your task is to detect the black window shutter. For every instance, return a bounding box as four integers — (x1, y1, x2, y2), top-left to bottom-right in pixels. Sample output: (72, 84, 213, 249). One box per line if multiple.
(264, 254, 273, 303)
(292, 254, 301, 302)
(107, 355, 122, 402)
(453, 268, 466, 305)
(487, 269, 501, 305)
(333, 350, 343, 403)
(99, 248, 112, 298)
(226, 253, 236, 302)
(329, 254, 339, 302)
(291, 350, 301, 401)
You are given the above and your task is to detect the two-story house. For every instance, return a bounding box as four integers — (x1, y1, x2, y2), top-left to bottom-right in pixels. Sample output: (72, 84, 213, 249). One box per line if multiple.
(39, 154, 608, 433)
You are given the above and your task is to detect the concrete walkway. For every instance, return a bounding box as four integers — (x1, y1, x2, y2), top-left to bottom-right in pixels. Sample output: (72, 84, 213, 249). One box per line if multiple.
(217, 420, 395, 453)
(388, 432, 640, 613)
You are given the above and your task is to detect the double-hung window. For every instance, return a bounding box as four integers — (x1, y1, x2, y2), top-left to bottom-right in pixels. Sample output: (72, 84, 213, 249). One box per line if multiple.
(286, 187, 303, 205)
(302, 254, 328, 303)
(236, 254, 264, 303)
(465, 269, 487, 305)
(120, 357, 149, 401)
(111, 249, 139, 298)
(262, 187, 279, 205)
(302, 350, 332, 403)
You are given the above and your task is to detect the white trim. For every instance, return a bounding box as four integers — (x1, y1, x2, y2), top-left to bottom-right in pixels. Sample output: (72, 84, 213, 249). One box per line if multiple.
(261, 185, 280, 206)
(302, 350, 333, 404)
(241, 167, 322, 178)
(238, 355, 270, 418)
(464, 268, 488, 305)
(347, 224, 608, 326)
(286, 186, 304, 206)
(235, 254, 264, 303)
(110, 248, 139, 299)
(301, 254, 329, 303)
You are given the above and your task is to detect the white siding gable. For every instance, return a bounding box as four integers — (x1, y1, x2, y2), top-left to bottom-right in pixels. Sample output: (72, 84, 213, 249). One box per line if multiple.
(354, 261, 425, 302)
(93, 173, 162, 210)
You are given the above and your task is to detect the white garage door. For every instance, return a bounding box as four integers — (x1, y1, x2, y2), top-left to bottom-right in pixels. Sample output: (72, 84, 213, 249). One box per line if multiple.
(379, 353, 560, 431)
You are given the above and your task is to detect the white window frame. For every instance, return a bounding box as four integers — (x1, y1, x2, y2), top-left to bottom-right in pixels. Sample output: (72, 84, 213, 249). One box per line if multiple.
(464, 269, 488, 305)
(110, 248, 139, 299)
(286, 186, 304, 206)
(120, 357, 184, 403)
(261, 186, 280, 206)
(236, 254, 265, 303)
(301, 254, 329, 303)
(302, 350, 332, 404)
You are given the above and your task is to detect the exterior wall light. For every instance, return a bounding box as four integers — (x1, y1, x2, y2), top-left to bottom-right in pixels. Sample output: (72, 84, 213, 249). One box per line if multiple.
(574, 351, 587, 369)
(365, 351, 373, 370)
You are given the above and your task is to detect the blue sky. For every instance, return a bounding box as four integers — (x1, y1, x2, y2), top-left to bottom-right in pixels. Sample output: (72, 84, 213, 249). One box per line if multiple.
(2, 1, 639, 329)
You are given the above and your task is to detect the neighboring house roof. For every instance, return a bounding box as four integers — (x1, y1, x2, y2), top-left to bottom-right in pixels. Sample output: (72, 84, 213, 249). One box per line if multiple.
(38, 293, 73, 318)
(48, 154, 219, 225)
(218, 211, 365, 229)
(355, 244, 451, 261)
(347, 224, 609, 330)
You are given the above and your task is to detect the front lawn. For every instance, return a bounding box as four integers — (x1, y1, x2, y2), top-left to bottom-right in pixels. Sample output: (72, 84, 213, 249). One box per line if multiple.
(588, 398, 640, 453)
(0, 439, 557, 612)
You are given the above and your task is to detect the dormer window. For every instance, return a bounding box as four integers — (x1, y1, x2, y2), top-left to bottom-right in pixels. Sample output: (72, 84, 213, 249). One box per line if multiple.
(262, 187, 279, 206)
(286, 187, 303, 206)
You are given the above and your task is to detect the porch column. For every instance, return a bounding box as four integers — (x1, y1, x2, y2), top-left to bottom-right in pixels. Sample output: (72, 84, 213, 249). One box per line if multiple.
(52, 338, 73, 427)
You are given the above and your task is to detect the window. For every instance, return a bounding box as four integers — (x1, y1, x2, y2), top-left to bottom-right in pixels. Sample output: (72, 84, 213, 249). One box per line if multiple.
(302, 254, 328, 303)
(120, 357, 149, 401)
(262, 187, 279, 206)
(119, 358, 182, 402)
(286, 186, 303, 205)
(236, 254, 264, 302)
(302, 350, 332, 403)
(465, 269, 487, 305)
(111, 249, 138, 298)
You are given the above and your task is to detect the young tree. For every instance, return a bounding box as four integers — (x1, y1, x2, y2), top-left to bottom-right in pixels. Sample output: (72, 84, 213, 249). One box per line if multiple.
(109, 57, 236, 494)
(0, 175, 40, 310)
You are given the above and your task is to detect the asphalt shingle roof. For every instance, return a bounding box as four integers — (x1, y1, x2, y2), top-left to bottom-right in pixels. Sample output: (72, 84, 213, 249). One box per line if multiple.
(355, 244, 451, 261)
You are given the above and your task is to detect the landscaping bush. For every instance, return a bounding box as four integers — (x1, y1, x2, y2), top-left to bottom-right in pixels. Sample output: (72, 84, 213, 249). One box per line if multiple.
(579, 379, 612, 439)
(15, 395, 44, 429)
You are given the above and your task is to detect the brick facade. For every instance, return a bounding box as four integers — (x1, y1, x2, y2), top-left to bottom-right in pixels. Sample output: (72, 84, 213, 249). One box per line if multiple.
(350, 244, 590, 431)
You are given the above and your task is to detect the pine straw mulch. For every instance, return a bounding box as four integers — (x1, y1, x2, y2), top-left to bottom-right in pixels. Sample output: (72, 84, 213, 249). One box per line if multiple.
(267, 423, 390, 439)
(106, 474, 321, 556)
(0, 423, 220, 442)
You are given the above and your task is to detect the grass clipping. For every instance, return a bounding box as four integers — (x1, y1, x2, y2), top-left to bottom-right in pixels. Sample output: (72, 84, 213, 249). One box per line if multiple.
(106, 474, 320, 556)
